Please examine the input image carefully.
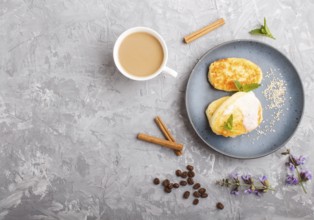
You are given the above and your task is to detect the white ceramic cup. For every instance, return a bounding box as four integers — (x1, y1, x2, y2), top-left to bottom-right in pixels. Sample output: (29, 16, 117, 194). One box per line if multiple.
(113, 27, 178, 81)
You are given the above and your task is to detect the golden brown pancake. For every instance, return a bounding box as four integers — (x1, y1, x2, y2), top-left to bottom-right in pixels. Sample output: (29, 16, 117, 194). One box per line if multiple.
(208, 58, 263, 91)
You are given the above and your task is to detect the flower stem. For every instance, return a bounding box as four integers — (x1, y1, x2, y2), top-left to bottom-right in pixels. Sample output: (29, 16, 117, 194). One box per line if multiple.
(289, 154, 307, 194)
(229, 182, 274, 191)
(295, 165, 307, 194)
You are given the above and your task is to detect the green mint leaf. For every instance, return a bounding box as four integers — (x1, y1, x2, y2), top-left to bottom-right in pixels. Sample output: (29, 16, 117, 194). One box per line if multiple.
(234, 80, 260, 92)
(249, 28, 263, 35)
(249, 17, 276, 40)
(234, 80, 243, 91)
(263, 17, 276, 39)
(224, 114, 233, 131)
(241, 83, 261, 92)
(265, 31, 275, 39)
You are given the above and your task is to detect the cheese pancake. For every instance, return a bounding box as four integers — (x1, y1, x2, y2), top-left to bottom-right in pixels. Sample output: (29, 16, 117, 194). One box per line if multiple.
(205, 96, 229, 123)
(208, 58, 263, 91)
(207, 92, 263, 137)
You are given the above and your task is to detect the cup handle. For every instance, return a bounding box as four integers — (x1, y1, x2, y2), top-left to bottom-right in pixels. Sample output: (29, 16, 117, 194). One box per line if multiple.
(163, 66, 178, 78)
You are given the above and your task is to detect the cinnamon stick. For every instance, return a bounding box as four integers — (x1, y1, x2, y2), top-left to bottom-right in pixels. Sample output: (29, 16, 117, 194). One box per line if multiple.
(154, 116, 183, 156)
(137, 133, 183, 151)
(184, 18, 225, 44)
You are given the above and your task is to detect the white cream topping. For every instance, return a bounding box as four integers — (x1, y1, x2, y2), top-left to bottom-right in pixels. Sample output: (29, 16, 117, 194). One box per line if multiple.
(224, 92, 260, 131)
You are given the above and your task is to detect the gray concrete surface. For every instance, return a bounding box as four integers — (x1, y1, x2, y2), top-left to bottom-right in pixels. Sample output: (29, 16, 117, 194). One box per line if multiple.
(1, 0, 314, 219)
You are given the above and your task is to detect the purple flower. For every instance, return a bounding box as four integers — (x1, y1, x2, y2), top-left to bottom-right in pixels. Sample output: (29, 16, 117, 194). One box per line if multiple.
(300, 170, 312, 182)
(297, 156, 306, 165)
(290, 155, 306, 166)
(244, 188, 253, 194)
(241, 174, 253, 184)
(288, 163, 295, 171)
(229, 172, 239, 180)
(230, 188, 240, 195)
(259, 176, 267, 182)
(254, 190, 262, 197)
(259, 175, 270, 187)
(286, 175, 299, 185)
(245, 187, 263, 196)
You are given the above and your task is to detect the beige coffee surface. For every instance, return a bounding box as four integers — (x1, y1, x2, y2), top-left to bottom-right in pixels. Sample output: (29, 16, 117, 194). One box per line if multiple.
(119, 32, 164, 77)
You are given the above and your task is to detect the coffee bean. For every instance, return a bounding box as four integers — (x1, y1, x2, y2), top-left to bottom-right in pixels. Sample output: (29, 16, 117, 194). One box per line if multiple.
(216, 202, 224, 210)
(153, 178, 160, 185)
(175, 170, 182, 177)
(167, 183, 173, 189)
(183, 191, 190, 199)
(180, 180, 187, 186)
(162, 179, 170, 187)
(187, 177, 194, 185)
(181, 171, 188, 178)
(198, 188, 206, 194)
(188, 171, 195, 178)
(173, 183, 179, 188)
(164, 187, 172, 193)
(193, 183, 201, 189)
(187, 165, 194, 171)
(201, 193, 208, 198)
(193, 199, 199, 205)
(193, 191, 200, 198)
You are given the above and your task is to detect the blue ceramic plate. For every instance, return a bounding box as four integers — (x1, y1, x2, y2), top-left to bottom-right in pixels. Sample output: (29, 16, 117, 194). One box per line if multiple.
(186, 40, 304, 159)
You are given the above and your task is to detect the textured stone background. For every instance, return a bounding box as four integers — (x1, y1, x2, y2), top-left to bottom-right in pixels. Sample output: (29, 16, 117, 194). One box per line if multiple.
(1, 0, 314, 219)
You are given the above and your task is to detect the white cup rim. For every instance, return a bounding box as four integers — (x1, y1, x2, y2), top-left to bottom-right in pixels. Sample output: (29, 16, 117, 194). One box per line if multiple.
(113, 27, 168, 81)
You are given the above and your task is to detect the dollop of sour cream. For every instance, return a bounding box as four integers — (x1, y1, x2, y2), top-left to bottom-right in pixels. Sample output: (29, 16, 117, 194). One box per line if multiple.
(224, 92, 261, 131)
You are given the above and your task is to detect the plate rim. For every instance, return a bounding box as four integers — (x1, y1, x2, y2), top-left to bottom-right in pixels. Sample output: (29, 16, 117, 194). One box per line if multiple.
(185, 39, 305, 159)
